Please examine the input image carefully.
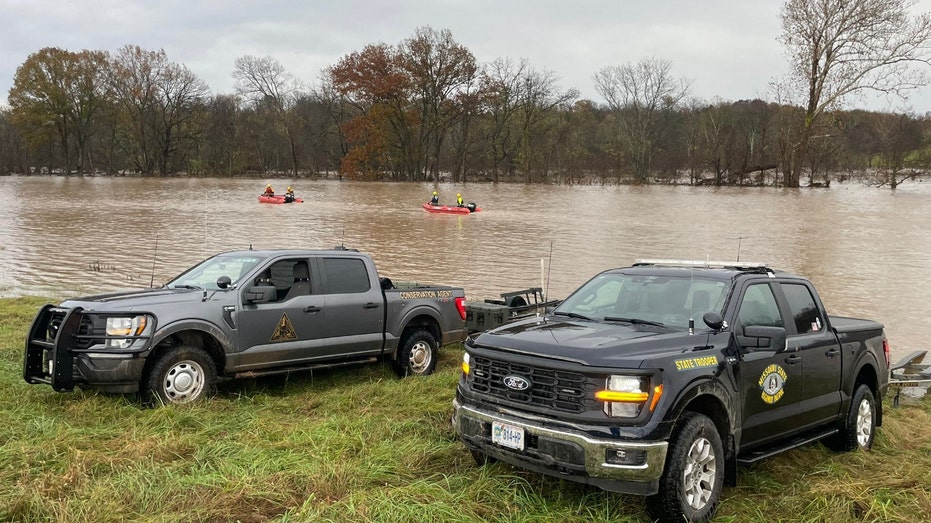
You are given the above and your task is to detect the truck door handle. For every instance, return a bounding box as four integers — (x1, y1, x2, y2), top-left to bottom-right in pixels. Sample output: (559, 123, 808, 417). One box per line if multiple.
(363, 302, 380, 309)
(825, 347, 840, 358)
(303, 306, 321, 313)
(785, 354, 802, 365)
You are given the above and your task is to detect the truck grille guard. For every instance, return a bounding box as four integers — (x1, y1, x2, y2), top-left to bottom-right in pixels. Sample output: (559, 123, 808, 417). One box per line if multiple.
(23, 305, 153, 392)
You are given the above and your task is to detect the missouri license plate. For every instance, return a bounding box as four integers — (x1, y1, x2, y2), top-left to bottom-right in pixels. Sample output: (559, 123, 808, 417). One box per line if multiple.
(492, 420, 525, 450)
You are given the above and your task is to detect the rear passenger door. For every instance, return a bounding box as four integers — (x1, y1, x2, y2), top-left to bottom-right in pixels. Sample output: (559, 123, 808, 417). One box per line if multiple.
(318, 256, 385, 357)
(777, 281, 842, 428)
(735, 282, 805, 447)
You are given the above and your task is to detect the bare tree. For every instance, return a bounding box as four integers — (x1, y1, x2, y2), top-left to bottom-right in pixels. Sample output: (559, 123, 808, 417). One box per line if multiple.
(780, 0, 931, 187)
(593, 57, 691, 182)
(233, 55, 304, 175)
(108, 46, 208, 175)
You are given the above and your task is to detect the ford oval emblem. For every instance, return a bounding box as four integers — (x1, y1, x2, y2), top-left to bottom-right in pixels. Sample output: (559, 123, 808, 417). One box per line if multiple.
(503, 375, 531, 391)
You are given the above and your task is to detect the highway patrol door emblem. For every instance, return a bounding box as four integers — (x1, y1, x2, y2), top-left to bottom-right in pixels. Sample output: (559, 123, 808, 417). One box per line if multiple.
(759, 364, 788, 404)
(270, 313, 298, 342)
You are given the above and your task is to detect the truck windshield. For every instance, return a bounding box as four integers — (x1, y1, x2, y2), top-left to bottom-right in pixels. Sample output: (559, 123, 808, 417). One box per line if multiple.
(166, 254, 264, 291)
(554, 272, 729, 330)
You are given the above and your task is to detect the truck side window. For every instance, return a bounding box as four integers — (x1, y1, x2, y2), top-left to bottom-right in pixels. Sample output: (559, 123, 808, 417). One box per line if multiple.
(780, 283, 823, 334)
(322, 258, 371, 294)
(737, 284, 783, 329)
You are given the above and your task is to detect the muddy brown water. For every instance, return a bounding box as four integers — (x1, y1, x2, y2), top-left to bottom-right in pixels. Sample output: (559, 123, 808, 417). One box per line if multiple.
(1, 176, 928, 362)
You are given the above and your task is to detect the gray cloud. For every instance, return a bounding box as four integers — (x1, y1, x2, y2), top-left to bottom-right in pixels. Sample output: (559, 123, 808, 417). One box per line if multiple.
(2, 0, 929, 111)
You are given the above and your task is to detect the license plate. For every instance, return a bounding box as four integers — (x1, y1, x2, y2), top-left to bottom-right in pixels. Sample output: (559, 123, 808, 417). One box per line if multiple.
(492, 420, 525, 450)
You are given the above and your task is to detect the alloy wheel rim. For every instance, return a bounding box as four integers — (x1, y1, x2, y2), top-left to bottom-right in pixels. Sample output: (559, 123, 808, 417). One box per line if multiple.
(855, 398, 873, 447)
(682, 436, 716, 510)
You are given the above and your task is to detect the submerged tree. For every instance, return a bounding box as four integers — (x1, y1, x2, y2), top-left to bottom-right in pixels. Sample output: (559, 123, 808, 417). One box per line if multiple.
(108, 45, 209, 175)
(594, 57, 691, 183)
(9, 47, 110, 174)
(233, 55, 304, 175)
(780, 0, 931, 187)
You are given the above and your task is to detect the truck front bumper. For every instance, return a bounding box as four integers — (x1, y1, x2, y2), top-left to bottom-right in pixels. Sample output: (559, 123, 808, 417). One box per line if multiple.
(453, 399, 668, 495)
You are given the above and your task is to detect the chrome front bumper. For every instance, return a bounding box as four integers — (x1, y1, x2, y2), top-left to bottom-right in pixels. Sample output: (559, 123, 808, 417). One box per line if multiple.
(453, 399, 668, 494)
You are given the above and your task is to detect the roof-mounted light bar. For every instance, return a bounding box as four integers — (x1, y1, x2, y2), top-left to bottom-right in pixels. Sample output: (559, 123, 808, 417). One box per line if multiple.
(633, 259, 770, 269)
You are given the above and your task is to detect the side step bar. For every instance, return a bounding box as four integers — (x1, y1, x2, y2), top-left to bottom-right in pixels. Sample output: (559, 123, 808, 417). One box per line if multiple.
(737, 427, 839, 465)
(232, 357, 379, 379)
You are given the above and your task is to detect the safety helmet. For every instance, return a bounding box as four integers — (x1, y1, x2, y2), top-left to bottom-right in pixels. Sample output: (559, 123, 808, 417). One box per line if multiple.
(457, 193, 461, 196)
(287, 186, 292, 191)
(433, 191, 437, 195)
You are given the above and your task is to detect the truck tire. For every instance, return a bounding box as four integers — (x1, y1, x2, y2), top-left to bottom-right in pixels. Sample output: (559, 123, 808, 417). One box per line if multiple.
(142, 346, 216, 406)
(647, 412, 724, 523)
(827, 383, 876, 452)
(393, 329, 438, 377)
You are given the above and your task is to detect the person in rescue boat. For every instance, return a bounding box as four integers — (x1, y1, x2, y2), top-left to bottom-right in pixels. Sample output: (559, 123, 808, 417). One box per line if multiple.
(263, 184, 275, 197)
(456, 192, 464, 207)
(430, 191, 439, 205)
(284, 186, 295, 203)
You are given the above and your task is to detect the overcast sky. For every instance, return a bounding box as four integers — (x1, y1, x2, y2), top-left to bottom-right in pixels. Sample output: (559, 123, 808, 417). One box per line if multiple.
(3, 0, 931, 112)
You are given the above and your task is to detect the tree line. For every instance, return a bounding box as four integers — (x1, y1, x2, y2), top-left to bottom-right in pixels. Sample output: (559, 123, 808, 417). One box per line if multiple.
(3, 0, 931, 188)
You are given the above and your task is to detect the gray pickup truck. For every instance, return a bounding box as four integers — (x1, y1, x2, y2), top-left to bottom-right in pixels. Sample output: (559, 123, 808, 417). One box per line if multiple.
(24, 248, 467, 405)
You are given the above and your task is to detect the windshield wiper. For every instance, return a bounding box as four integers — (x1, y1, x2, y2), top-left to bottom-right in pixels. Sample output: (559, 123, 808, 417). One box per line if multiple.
(171, 284, 202, 290)
(603, 316, 666, 327)
(553, 311, 594, 321)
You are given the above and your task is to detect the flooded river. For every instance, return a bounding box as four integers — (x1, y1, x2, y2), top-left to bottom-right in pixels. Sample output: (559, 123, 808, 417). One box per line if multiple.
(1, 175, 928, 360)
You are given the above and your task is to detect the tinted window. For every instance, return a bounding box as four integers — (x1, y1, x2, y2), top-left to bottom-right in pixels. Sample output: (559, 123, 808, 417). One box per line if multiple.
(737, 284, 783, 328)
(781, 283, 823, 334)
(323, 258, 371, 294)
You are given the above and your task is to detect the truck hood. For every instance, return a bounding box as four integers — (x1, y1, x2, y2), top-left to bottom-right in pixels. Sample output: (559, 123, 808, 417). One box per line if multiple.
(471, 316, 713, 368)
(60, 287, 211, 312)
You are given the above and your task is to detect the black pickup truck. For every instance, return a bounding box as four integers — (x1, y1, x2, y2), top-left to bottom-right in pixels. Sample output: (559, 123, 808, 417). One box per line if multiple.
(453, 260, 889, 523)
(24, 248, 467, 405)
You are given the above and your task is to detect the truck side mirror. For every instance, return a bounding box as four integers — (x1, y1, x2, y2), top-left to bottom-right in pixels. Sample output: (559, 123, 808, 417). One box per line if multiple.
(738, 325, 787, 351)
(244, 284, 276, 304)
(217, 275, 232, 289)
(703, 312, 724, 330)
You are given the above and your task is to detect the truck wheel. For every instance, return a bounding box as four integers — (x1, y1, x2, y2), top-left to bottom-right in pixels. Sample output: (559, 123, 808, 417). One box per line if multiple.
(647, 412, 723, 523)
(142, 346, 216, 406)
(393, 330, 438, 377)
(827, 383, 876, 452)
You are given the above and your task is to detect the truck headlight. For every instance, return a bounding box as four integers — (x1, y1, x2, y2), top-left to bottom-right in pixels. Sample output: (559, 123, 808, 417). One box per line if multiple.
(105, 316, 148, 349)
(595, 375, 662, 418)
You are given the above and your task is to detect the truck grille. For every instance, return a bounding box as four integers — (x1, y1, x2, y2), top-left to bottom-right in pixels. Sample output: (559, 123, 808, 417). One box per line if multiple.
(469, 355, 600, 413)
(46, 309, 95, 348)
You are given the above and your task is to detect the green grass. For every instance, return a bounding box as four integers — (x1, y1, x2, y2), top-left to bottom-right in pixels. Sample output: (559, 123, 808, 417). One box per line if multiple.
(2, 297, 929, 522)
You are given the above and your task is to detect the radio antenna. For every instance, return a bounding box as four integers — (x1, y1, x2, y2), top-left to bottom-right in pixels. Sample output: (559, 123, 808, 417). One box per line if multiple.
(544, 241, 553, 302)
(149, 233, 159, 288)
(736, 236, 743, 262)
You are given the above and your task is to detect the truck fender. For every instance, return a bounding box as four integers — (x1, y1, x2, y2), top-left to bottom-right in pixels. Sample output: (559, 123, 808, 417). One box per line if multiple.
(842, 348, 884, 426)
(663, 377, 740, 486)
(664, 378, 738, 437)
(388, 305, 443, 345)
(149, 319, 233, 372)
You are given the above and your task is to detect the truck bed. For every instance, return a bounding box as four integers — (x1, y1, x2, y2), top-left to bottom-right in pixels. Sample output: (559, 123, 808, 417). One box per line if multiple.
(829, 315, 884, 333)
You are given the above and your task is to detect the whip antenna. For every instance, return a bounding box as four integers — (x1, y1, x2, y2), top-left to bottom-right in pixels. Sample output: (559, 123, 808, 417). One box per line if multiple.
(544, 241, 553, 302)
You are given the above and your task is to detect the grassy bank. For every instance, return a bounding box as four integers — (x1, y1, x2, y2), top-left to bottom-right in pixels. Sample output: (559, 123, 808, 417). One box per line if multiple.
(2, 297, 929, 522)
